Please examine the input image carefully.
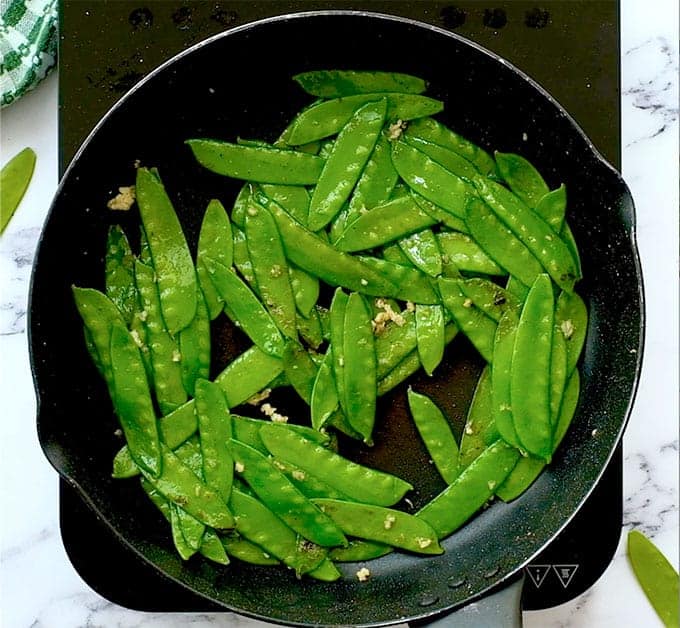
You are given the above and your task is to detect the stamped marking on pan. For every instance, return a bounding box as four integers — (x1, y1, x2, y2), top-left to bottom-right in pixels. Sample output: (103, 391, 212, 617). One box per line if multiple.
(525, 564, 551, 588)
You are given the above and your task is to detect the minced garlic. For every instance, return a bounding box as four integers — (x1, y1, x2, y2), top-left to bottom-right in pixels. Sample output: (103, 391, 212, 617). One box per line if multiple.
(107, 186, 136, 211)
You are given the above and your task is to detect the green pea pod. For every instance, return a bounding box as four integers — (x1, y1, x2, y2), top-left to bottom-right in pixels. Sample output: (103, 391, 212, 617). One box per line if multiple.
(374, 309, 416, 375)
(465, 197, 543, 289)
(329, 287, 349, 418)
(628, 530, 680, 628)
(334, 195, 437, 252)
(293, 70, 427, 98)
(407, 388, 459, 483)
(197, 199, 233, 320)
(412, 192, 469, 233)
(232, 415, 330, 455)
(256, 191, 398, 297)
(228, 488, 324, 576)
(436, 231, 506, 277)
(343, 134, 400, 227)
(491, 309, 522, 449)
(229, 439, 347, 548)
(398, 228, 442, 277)
(282, 340, 319, 405)
(260, 183, 310, 226)
(284, 93, 444, 145)
(357, 256, 440, 305)
(473, 178, 580, 292)
(169, 503, 198, 559)
(112, 346, 283, 478)
(289, 264, 320, 318)
(458, 367, 499, 469)
(142, 443, 234, 529)
(382, 242, 413, 266)
(494, 152, 550, 208)
(555, 290, 588, 375)
(403, 135, 481, 184)
(457, 278, 520, 324)
(391, 140, 469, 219)
(534, 184, 567, 230)
(134, 260, 188, 414)
(195, 379, 234, 503)
(496, 369, 580, 502)
(511, 274, 555, 460)
(330, 539, 393, 562)
(173, 502, 205, 551)
(199, 528, 230, 565)
(231, 225, 257, 290)
(438, 277, 496, 363)
(135, 167, 197, 335)
(416, 440, 520, 539)
(415, 304, 446, 376)
(178, 284, 211, 397)
(203, 256, 285, 358)
(109, 323, 162, 477)
(296, 307, 325, 349)
(221, 531, 280, 566)
(342, 292, 378, 444)
(258, 425, 414, 507)
(549, 324, 568, 426)
(308, 98, 387, 231)
(187, 139, 325, 185)
(311, 348, 339, 431)
(0, 146, 36, 234)
(314, 499, 443, 555)
(404, 117, 497, 177)
(244, 200, 298, 339)
(104, 225, 137, 324)
(271, 457, 353, 501)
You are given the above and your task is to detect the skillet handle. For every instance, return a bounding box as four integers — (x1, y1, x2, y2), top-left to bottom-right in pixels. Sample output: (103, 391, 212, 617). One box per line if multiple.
(410, 575, 524, 627)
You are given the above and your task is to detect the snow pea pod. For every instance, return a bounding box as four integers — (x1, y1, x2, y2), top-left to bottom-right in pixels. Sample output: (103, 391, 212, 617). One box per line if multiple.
(296, 306, 325, 349)
(496, 369, 580, 502)
(105, 225, 136, 324)
(407, 388, 459, 483)
(313, 499, 443, 555)
(203, 256, 285, 358)
(195, 379, 234, 503)
(221, 531, 280, 566)
(357, 256, 440, 304)
(307, 98, 387, 231)
(186, 139, 325, 185)
(398, 228, 443, 277)
(416, 440, 520, 538)
(284, 93, 444, 145)
(228, 488, 325, 576)
(293, 70, 427, 98)
(330, 539, 393, 562)
(178, 284, 211, 396)
(458, 366, 499, 469)
(255, 191, 398, 297)
(289, 264, 320, 318)
(141, 443, 234, 529)
(169, 503, 199, 559)
(135, 167, 197, 335)
(197, 199, 233, 320)
(329, 288, 349, 420)
(270, 457, 353, 501)
(258, 426, 413, 507)
(457, 278, 520, 323)
(555, 290, 588, 375)
(465, 196, 543, 288)
(134, 260, 187, 414)
(260, 183, 310, 226)
(229, 439, 347, 548)
(199, 528, 230, 565)
(436, 231, 505, 277)
(391, 139, 469, 219)
(511, 274, 555, 460)
(404, 135, 480, 183)
(173, 502, 205, 551)
(334, 195, 437, 252)
(534, 184, 567, 229)
(494, 152, 550, 208)
(438, 277, 496, 363)
(311, 348, 339, 431)
(415, 304, 446, 376)
(112, 346, 283, 478)
(282, 340, 318, 405)
(244, 200, 298, 339)
(0, 146, 35, 234)
(109, 323, 162, 477)
(404, 117, 497, 177)
(473, 178, 580, 292)
(412, 192, 469, 233)
(342, 292, 377, 444)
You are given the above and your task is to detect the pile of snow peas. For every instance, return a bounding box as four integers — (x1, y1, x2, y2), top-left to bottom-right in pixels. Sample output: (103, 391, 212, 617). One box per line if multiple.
(73, 69, 588, 581)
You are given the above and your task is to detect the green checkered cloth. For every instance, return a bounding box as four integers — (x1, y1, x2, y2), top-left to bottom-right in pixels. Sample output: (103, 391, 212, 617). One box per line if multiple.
(1, 0, 57, 107)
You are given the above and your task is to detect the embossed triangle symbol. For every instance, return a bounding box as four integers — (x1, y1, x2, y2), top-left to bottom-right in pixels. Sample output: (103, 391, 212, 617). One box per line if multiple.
(525, 564, 551, 588)
(553, 564, 579, 588)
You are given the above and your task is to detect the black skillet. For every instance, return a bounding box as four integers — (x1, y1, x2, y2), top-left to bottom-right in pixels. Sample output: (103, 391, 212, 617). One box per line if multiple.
(30, 11, 644, 627)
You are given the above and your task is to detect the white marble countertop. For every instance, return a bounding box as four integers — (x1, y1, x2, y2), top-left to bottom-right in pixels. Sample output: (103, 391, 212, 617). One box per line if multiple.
(1, 3, 677, 627)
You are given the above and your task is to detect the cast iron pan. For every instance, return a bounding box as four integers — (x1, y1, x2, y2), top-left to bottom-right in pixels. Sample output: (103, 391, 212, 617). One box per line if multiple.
(30, 11, 644, 627)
